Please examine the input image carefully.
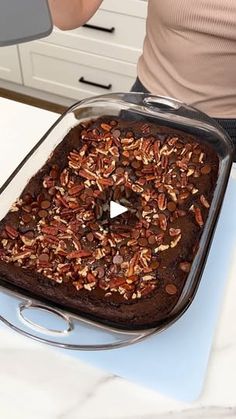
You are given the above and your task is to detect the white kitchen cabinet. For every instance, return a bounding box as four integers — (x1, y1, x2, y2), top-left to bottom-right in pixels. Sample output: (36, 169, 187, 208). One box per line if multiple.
(42, 2, 147, 64)
(19, 41, 136, 100)
(0, 46, 22, 84)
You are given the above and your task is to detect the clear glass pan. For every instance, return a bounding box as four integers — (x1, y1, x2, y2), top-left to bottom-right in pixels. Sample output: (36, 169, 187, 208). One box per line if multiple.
(0, 93, 233, 350)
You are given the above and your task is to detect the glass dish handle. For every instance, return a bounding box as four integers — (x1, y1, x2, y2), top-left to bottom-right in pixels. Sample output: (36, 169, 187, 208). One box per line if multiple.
(0, 288, 156, 350)
(142, 95, 182, 112)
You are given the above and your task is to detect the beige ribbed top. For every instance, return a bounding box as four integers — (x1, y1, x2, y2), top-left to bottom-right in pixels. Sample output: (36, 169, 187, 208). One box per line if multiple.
(138, 0, 236, 117)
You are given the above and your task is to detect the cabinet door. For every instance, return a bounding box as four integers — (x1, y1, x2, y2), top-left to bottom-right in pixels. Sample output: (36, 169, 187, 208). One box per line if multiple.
(19, 41, 136, 100)
(0, 46, 22, 83)
(42, 5, 146, 64)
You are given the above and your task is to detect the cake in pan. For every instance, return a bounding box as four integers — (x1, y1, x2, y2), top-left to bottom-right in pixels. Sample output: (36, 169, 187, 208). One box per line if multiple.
(0, 117, 219, 328)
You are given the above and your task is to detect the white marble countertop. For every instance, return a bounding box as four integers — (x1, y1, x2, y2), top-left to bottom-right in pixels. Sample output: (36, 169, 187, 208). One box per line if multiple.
(0, 97, 235, 419)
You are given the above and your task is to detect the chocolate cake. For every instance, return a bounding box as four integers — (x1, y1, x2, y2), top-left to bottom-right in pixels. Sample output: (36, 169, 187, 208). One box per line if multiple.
(0, 117, 219, 329)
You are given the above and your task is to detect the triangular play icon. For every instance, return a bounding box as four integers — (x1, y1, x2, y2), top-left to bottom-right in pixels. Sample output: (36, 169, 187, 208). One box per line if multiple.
(110, 201, 128, 219)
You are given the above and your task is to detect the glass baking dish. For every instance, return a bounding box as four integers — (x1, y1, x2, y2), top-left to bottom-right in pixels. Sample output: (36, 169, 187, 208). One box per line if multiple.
(0, 93, 233, 350)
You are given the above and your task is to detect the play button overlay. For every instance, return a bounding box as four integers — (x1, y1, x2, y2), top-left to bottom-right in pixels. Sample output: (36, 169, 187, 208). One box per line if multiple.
(110, 201, 128, 219)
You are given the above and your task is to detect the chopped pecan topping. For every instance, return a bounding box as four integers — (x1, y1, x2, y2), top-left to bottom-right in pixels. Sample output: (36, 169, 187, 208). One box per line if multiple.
(0, 117, 216, 301)
(200, 194, 210, 208)
(194, 207, 204, 227)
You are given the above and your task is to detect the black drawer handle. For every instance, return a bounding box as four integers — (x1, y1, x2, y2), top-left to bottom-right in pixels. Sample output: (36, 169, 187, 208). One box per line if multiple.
(79, 77, 112, 90)
(83, 23, 115, 33)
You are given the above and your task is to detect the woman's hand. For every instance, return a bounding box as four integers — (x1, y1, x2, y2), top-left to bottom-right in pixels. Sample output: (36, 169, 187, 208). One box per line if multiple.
(48, 0, 103, 30)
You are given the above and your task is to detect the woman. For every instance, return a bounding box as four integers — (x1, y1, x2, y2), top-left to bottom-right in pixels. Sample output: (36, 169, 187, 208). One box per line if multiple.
(48, 0, 236, 155)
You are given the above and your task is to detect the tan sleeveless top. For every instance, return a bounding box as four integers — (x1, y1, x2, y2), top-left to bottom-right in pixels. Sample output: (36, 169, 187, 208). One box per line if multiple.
(138, 0, 236, 117)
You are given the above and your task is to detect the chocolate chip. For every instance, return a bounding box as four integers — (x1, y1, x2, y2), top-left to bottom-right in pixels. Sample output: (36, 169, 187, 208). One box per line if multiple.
(192, 156, 200, 164)
(48, 187, 56, 196)
(96, 267, 105, 279)
(0, 230, 8, 239)
(138, 238, 148, 247)
(38, 253, 49, 262)
(179, 261, 191, 272)
(126, 131, 134, 138)
(89, 222, 99, 231)
(22, 193, 33, 204)
(40, 200, 51, 209)
(131, 230, 140, 239)
(37, 193, 46, 204)
(193, 170, 200, 178)
(129, 151, 135, 161)
(131, 160, 142, 169)
(113, 254, 123, 264)
(193, 147, 201, 155)
(116, 167, 125, 175)
(24, 231, 35, 239)
(86, 232, 94, 242)
(148, 235, 156, 245)
(178, 191, 190, 201)
(50, 169, 58, 179)
(22, 214, 32, 224)
(97, 191, 106, 202)
(85, 189, 93, 197)
(38, 210, 48, 218)
(113, 188, 122, 201)
(18, 225, 33, 234)
(22, 205, 32, 213)
(119, 246, 127, 256)
(200, 165, 211, 175)
(165, 283, 177, 295)
(157, 185, 165, 193)
(104, 245, 112, 255)
(150, 260, 160, 270)
(125, 189, 132, 199)
(167, 202, 177, 212)
(112, 129, 121, 138)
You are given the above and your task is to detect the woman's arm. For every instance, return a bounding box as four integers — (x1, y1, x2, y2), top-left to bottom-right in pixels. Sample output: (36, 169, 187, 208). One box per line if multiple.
(48, 0, 103, 30)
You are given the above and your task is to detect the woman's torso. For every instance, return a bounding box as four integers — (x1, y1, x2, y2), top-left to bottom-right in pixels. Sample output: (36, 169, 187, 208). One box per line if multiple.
(138, 0, 236, 117)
